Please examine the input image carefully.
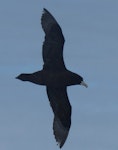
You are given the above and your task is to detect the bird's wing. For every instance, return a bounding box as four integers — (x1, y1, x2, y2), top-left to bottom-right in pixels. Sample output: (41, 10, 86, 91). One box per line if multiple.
(46, 86, 71, 148)
(41, 8, 66, 71)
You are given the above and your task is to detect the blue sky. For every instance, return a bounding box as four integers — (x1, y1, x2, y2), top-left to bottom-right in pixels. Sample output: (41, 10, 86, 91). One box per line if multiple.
(0, 0, 118, 150)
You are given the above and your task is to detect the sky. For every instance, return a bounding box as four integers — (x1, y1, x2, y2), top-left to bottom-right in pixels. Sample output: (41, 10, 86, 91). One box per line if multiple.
(0, 0, 118, 150)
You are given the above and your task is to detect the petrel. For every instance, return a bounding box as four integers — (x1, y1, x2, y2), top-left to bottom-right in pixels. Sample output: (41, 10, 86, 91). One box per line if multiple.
(16, 8, 88, 148)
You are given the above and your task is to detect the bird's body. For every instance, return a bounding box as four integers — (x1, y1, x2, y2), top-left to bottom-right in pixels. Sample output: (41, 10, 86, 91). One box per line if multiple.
(18, 70, 83, 87)
(16, 8, 87, 148)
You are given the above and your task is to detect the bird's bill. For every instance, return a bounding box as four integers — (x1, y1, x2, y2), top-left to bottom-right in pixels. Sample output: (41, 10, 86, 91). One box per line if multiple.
(80, 81, 88, 88)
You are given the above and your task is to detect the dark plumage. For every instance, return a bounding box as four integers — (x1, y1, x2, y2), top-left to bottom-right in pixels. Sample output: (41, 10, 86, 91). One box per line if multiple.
(16, 8, 88, 148)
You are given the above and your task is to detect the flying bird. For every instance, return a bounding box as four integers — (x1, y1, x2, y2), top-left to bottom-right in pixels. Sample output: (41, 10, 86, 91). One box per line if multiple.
(16, 8, 88, 148)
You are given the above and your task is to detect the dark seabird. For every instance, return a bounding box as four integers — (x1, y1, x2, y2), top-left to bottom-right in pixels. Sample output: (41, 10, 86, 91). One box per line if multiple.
(16, 8, 88, 148)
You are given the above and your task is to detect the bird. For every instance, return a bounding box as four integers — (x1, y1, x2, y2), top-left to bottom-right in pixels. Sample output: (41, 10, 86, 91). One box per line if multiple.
(16, 8, 88, 148)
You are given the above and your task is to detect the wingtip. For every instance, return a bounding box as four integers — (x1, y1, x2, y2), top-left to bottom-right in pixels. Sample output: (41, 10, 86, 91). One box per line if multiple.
(41, 8, 49, 21)
(53, 116, 69, 149)
(43, 8, 46, 11)
(42, 8, 45, 15)
(43, 8, 49, 14)
(56, 141, 62, 149)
